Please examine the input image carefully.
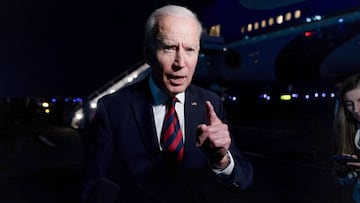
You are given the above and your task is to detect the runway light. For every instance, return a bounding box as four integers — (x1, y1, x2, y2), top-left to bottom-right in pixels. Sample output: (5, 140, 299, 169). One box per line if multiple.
(280, 94, 291, 101)
(291, 93, 299, 98)
(227, 96, 237, 101)
(259, 93, 271, 101)
(260, 93, 267, 99)
(313, 15, 322, 21)
(42, 102, 49, 108)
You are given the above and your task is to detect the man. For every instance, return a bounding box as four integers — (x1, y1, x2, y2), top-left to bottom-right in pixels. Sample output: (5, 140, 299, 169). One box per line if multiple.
(82, 4, 253, 203)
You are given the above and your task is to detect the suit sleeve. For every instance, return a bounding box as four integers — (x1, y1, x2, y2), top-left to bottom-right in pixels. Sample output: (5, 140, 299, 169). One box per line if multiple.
(82, 99, 115, 202)
(213, 95, 253, 190)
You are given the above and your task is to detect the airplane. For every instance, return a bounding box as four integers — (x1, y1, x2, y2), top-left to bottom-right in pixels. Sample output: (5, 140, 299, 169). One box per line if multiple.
(70, 0, 360, 129)
(195, 0, 360, 85)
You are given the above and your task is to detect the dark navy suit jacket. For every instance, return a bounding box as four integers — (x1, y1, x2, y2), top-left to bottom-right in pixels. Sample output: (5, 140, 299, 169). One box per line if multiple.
(82, 76, 253, 203)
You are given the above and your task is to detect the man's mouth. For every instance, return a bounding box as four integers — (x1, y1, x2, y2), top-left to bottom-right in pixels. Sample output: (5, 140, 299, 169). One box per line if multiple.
(168, 75, 185, 83)
(169, 75, 185, 80)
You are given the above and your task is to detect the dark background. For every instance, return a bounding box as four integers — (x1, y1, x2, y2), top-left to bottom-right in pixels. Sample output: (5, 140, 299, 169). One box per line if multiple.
(1, 0, 359, 97)
(0, 0, 212, 97)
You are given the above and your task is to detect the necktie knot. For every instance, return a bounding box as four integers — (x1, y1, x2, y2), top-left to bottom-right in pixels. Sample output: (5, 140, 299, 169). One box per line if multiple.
(167, 96, 177, 108)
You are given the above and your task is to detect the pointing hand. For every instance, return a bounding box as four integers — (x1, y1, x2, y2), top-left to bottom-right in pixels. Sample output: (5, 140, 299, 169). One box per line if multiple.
(197, 101, 231, 169)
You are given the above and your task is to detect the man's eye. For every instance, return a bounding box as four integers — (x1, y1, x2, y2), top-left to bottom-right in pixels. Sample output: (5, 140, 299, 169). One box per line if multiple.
(185, 48, 195, 52)
(162, 46, 176, 52)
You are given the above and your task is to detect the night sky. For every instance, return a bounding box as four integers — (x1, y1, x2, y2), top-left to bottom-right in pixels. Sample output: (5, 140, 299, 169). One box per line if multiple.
(0, 1, 176, 97)
(0, 0, 214, 97)
(1, 0, 359, 97)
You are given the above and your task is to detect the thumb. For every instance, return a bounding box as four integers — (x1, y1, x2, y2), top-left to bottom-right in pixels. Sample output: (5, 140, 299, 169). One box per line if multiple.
(206, 101, 221, 125)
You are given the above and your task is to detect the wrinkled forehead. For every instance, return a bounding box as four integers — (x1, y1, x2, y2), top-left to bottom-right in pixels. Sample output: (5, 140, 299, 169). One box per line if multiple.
(157, 15, 201, 37)
(156, 15, 201, 45)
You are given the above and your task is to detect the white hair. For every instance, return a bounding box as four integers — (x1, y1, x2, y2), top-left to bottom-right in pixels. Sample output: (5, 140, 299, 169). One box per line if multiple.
(144, 5, 203, 47)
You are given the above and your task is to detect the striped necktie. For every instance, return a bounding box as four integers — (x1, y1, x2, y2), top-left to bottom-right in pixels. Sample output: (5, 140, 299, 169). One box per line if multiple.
(161, 97, 184, 163)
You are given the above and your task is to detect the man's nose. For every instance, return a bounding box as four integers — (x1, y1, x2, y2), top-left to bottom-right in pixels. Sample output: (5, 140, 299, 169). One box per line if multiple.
(174, 50, 185, 67)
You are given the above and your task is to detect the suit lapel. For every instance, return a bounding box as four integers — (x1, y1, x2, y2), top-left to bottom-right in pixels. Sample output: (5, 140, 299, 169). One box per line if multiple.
(184, 86, 207, 160)
(130, 79, 160, 154)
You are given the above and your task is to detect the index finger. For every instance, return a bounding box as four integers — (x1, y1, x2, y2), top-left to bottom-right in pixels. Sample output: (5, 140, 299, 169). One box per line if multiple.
(206, 101, 221, 125)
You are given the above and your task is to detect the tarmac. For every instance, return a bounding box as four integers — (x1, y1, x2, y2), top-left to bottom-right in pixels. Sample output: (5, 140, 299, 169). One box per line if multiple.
(0, 98, 356, 203)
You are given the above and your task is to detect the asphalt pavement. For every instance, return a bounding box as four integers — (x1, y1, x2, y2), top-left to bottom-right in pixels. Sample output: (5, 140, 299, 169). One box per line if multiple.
(0, 99, 356, 203)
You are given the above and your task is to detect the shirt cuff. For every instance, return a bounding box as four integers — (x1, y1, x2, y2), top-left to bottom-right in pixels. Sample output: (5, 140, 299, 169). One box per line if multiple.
(212, 151, 234, 175)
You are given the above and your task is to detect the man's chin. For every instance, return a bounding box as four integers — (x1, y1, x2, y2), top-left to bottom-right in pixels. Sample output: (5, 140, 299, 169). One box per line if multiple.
(167, 85, 187, 95)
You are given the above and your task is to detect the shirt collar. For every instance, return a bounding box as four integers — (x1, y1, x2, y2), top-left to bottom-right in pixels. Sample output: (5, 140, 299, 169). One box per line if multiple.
(149, 76, 185, 105)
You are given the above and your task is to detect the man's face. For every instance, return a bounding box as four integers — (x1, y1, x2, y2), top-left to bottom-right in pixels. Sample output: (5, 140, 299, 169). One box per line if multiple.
(149, 15, 200, 96)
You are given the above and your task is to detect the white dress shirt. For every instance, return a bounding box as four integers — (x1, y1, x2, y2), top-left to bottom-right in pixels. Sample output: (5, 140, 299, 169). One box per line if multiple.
(149, 77, 185, 149)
